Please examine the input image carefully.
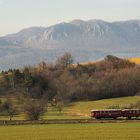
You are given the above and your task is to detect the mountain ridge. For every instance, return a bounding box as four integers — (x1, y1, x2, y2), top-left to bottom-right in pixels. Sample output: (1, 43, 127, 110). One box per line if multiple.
(0, 19, 140, 70)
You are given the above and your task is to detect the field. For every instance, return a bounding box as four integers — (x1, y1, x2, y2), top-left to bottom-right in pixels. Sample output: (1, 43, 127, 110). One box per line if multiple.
(128, 58, 140, 64)
(1, 96, 140, 120)
(0, 123, 140, 140)
(0, 89, 140, 140)
(66, 96, 140, 115)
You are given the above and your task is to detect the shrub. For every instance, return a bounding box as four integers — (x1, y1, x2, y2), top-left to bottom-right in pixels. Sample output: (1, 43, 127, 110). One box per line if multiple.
(24, 100, 46, 120)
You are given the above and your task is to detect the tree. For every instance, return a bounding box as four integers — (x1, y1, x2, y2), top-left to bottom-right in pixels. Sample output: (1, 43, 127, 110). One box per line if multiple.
(9, 69, 23, 89)
(56, 102, 64, 113)
(2, 100, 12, 110)
(7, 107, 18, 120)
(24, 100, 46, 120)
(38, 61, 47, 72)
(0, 100, 18, 120)
(30, 73, 48, 99)
(56, 52, 73, 69)
(23, 68, 33, 92)
(54, 71, 76, 103)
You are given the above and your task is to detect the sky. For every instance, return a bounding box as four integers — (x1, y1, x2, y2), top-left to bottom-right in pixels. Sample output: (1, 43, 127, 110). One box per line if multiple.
(0, 0, 140, 36)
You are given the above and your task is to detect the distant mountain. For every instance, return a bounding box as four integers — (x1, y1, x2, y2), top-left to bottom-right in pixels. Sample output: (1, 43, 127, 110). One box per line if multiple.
(0, 19, 140, 70)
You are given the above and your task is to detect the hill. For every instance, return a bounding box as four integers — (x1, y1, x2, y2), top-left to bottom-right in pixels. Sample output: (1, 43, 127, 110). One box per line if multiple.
(74, 57, 140, 66)
(128, 58, 140, 64)
(67, 96, 140, 116)
(0, 19, 140, 70)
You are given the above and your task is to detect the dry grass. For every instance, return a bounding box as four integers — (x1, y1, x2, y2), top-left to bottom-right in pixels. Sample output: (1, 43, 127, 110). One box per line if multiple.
(128, 58, 140, 64)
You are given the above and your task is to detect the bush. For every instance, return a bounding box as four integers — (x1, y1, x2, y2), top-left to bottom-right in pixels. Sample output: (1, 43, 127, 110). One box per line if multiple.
(0, 99, 18, 120)
(24, 100, 46, 120)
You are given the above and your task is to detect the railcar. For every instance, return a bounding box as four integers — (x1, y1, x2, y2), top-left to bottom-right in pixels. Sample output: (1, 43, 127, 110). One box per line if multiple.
(122, 109, 140, 119)
(90, 109, 122, 119)
(91, 109, 140, 119)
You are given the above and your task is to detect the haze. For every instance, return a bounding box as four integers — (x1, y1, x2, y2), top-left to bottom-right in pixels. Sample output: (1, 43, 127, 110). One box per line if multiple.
(0, 0, 140, 36)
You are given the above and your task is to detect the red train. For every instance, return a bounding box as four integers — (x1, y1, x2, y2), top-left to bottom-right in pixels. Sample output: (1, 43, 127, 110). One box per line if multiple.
(91, 109, 140, 119)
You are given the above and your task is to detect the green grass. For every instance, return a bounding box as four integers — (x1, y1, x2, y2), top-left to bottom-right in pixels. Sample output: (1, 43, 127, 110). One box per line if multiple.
(0, 111, 88, 121)
(66, 96, 140, 115)
(0, 123, 140, 140)
(1, 96, 140, 120)
(43, 111, 88, 120)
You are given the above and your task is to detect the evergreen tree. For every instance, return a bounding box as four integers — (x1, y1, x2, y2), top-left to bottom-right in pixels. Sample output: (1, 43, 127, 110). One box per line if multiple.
(23, 68, 33, 92)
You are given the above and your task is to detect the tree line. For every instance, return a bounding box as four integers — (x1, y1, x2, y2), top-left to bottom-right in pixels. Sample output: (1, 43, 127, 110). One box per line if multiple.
(0, 53, 139, 101)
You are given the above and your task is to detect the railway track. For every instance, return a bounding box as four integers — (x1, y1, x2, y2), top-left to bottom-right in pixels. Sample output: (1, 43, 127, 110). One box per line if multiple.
(0, 119, 140, 125)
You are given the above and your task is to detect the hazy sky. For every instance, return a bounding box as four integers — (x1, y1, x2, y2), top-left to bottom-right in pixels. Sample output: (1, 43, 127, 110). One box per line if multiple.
(0, 0, 140, 36)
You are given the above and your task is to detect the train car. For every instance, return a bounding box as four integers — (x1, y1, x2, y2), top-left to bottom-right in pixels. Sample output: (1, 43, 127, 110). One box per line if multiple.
(91, 109, 140, 119)
(122, 109, 140, 119)
(91, 109, 122, 119)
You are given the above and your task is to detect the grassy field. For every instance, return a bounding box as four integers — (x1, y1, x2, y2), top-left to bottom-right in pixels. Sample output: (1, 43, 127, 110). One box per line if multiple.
(66, 96, 140, 115)
(1, 96, 140, 120)
(0, 123, 140, 140)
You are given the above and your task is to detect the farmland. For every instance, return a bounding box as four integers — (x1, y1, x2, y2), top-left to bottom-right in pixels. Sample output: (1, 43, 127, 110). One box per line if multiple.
(0, 123, 140, 140)
(0, 96, 140, 139)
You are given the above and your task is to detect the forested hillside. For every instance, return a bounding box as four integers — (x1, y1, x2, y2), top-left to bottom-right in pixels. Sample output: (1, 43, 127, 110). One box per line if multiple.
(0, 53, 139, 101)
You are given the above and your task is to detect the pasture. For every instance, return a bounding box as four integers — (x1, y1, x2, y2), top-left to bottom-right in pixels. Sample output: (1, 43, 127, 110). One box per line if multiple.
(66, 96, 140, 115)
(1, 96, 140, 120)
(0, 123, 140, 140)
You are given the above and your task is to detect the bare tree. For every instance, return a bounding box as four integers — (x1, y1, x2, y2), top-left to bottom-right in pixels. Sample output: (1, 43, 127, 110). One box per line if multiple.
(56, 52, 73, 69)
(0, 100, 18, 120)
(24, 100, 46, 120)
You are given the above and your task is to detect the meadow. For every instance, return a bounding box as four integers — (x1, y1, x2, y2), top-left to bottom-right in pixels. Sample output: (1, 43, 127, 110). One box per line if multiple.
(67, 96, 140, 115)
(1, 96, 140, 120)
(0, 123, 140, 140)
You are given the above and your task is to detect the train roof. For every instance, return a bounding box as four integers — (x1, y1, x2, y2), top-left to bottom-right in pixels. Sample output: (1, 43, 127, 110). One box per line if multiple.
(91, 109, 121, 111)
(91, 109, 140, 112)
(122, 109, 140, 111)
